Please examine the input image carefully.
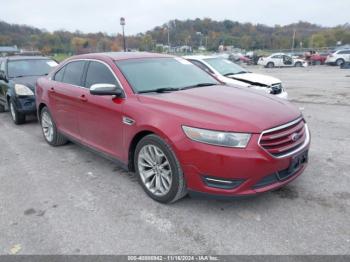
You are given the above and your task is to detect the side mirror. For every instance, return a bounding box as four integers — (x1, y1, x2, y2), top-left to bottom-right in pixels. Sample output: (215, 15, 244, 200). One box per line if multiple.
(90, 83, 123, 97)
(0, 71, 8, 82)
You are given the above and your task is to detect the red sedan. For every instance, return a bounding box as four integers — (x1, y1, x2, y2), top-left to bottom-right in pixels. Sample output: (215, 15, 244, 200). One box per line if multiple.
(36, 52, 310, 203)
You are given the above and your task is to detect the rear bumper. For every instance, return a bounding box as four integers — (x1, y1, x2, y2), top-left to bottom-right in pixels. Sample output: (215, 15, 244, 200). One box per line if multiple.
(14, 95, 36, 114)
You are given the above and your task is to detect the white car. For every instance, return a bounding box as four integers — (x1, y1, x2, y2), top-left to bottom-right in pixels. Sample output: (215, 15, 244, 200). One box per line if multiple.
(184, 55, 288, 99)
(258, 53, 308, 68)
(325, 49, 350, 66)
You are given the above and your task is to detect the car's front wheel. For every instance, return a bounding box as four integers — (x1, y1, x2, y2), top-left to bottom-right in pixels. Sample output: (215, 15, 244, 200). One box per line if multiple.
(134, 134, 187, 203)
(266, 62, 274, 68)
(40, 107, 68, 146)
(9, 99, 25, 125)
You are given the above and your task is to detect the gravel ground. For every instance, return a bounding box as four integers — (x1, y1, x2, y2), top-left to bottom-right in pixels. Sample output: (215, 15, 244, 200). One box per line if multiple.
(0, 65, 349, 255)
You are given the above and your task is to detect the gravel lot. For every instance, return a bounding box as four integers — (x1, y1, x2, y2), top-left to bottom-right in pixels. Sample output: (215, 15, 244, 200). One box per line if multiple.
(0, 65, 349, 255)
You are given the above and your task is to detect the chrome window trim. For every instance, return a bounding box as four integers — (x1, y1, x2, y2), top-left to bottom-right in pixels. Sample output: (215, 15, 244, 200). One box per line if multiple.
(50, 58, 126, 97)
(258, 117, 310, 158)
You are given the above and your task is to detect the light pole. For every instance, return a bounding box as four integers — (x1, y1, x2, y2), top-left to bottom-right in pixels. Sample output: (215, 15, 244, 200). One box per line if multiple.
(291, 28, 296, 53)
(196, 32, 203, 48)
(120, 17, 126, 52)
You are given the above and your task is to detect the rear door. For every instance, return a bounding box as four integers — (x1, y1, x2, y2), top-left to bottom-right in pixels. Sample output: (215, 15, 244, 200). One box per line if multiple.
(271, 55, 283, 66)
(78, 60, 125, 159)
(49, 60, 86, 140)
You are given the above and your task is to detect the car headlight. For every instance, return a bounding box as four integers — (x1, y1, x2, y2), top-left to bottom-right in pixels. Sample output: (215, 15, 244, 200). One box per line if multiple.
(182, 126, 251, 148)
(14, 84, 34, 96)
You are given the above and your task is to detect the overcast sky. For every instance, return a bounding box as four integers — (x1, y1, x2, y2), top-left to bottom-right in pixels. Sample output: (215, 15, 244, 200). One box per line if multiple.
(2, 0, 349, 35)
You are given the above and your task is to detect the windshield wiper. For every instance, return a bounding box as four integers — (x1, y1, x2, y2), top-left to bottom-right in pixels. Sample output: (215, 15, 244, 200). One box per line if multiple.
(180, 83, 217, 90)
(224, 73, 236, 76)
(12, 75, 27, 78)
(138, 87, 181, 94)
(224, 71, 247, 77)
(13, 74, 48, 78)
(235, 71, 247, 74)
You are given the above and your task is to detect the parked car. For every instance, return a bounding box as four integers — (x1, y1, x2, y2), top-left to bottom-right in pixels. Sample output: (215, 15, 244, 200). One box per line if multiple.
(36, 52, 310, 203)
(258, 53, 308, 68)
(228, 53, 252, 64)
(0, 56, 58, 124)
(325, 49, 350, 66)
(305, 51, 328, 65)
(185, 55, 288, 99)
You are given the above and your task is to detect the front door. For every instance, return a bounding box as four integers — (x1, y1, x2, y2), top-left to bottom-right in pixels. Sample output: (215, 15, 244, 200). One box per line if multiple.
(77, 61, 125, 160)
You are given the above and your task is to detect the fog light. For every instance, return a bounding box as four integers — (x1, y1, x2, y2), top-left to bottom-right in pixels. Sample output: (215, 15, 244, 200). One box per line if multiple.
(203, 176, 244, 190)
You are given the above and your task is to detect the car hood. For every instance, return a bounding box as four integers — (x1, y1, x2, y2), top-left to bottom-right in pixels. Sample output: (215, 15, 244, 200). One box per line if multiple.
(12, 76, 39, 91)
(137, 85, 301, 133)
(229, 72, 281, 86)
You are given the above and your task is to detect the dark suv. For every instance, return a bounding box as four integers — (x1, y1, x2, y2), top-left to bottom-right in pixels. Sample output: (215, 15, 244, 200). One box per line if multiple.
(0, 56, 58, 124)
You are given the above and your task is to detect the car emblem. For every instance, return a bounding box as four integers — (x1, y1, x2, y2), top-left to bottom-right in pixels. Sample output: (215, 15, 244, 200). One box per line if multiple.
(291, 133, 300, 141)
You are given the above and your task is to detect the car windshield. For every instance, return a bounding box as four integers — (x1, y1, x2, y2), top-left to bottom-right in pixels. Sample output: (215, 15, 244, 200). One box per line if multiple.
(8, 59, 58, 78)
(115, 57, 219, 93)
(203, 58, 248, 76)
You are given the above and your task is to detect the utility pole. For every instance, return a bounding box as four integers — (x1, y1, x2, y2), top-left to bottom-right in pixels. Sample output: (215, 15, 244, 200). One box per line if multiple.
(120, 17, 126, 52)
(291, 29, 296, 53)
(167, 22, 171, 52)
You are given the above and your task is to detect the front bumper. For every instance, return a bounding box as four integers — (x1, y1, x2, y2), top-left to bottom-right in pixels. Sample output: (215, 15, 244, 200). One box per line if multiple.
(176, 130, 310, 198)
(14, 95, 36, 114)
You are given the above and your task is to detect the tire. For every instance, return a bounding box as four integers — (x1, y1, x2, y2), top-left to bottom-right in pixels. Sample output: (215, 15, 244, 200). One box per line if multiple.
(336, 59, 345, 66)
(40, 107, 68, 146)
(134, 134, 187, 203)
(266, 62, 274, 68)
(9, 99, 25, 125)
(295, 62, 302, 67)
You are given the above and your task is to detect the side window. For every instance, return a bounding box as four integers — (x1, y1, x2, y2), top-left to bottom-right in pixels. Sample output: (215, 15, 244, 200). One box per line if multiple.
(84, 61, 118, 88)
(54, 66, 66, 82)
(62, 61, 85, 86)
(271, 55, 282, 59)
(190, 60, 214, 74)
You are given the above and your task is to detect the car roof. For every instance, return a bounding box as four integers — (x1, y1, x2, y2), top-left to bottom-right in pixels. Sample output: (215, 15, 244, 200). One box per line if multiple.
(183, 55, 217, 60)
(270, 53, 285, 56)
(68, 52, 174, 61)
(2, 55, 52, 61)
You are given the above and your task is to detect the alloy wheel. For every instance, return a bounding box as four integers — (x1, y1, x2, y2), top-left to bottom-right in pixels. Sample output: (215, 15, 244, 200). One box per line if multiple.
(41, 111, 54, 142)
(137, 145, 172, 196)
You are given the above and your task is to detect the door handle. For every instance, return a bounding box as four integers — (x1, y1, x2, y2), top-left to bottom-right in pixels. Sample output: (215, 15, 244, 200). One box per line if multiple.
(80, 94, 88, 102)
(49, 87, 55, 93)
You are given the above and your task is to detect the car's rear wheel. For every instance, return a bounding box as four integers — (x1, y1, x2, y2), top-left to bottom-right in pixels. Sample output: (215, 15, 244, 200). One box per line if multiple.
(336, 58, 345, 66)
(134, 134, 187, 203)
(266, 62, 274, 68)
(9, 99, 25, 125)
(295, 62, 302, 67)
(40, 107, 68, 146)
